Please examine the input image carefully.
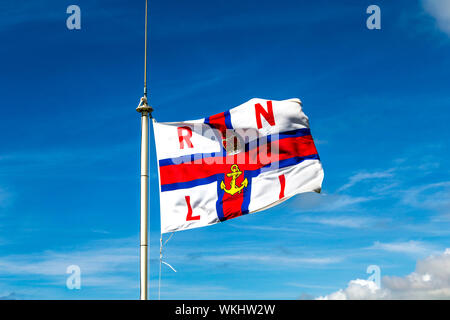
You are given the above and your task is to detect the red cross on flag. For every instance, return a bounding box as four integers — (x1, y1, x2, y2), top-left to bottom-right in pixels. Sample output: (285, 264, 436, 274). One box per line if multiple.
(154, 98, 324, 233)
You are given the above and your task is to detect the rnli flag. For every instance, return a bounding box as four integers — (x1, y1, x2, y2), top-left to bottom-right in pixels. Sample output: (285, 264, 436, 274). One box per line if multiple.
(154, 98, 324, 233)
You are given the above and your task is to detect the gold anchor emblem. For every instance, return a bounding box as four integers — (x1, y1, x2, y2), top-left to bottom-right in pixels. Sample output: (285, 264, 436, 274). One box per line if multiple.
(220, 164, 248, 196)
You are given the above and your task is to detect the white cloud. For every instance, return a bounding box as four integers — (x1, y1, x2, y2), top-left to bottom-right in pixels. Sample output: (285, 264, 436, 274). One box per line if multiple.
(320, 195, 373, 211)
(0, 246, 136, 277)
(317, 279, 389, 300)
(423, 0, 450, 35)
(294, 192, 373, 213)
(318, 249, 450, 299)
(299, 216, 381, 229)
(401, 181, 450, 212)
(201, 253, 342, 267)
(338, 170, 394, 192)
(370, 240, 436, 256)
(0, 237, 139, 290)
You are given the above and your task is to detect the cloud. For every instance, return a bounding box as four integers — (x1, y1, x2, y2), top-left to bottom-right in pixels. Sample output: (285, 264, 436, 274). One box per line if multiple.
(0, 236, 139, 297)
(338, 170, 394, 192)
(317, 279, 389, 300)
(299, 215, 382, 229)
(0, 292, 17, 300)
(196, 253, 343, 268)
(294, 192, 373, 213)
(229, 224, 301, 233)
(370, 240, 436, 256)
(0, 245, 137, 277)
(317, 249, 450, 299)
(287, 282, 336, 290)
(401, 181, 450, 212)
(0, 233, 343, 299)
(423, 0, 450, 35)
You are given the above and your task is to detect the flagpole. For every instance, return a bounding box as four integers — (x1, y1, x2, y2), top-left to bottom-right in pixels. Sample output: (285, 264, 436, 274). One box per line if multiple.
(137, 0, 153, 301)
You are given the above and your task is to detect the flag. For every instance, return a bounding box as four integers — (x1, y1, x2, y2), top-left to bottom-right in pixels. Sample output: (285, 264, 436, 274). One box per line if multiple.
(154, 98, 324, 233)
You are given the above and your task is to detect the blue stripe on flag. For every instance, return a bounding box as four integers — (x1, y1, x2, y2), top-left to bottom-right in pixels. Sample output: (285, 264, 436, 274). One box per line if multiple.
(224, 110, 233, 129)
(160, 174, 220, 192)
(241, 171, 253, 215)
(159, 151, 226, 167)
(216, 173, 226, 221)
(160, 153, 320, 192)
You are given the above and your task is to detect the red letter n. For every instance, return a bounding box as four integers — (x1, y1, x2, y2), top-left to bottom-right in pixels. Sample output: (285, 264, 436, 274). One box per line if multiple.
(255, 100, 276, 129)
(178, 126, 193, 149)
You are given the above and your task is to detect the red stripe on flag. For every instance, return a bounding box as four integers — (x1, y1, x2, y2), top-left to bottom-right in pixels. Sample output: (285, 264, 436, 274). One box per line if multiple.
(207, 112, 228, 136)
(206, 112, 229, 148)
(221, 173, 245, 220)
(160, 135, 318, 186)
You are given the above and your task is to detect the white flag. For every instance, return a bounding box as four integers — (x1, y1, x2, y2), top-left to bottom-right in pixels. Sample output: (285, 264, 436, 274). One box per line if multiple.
(154, 98, 324, 233)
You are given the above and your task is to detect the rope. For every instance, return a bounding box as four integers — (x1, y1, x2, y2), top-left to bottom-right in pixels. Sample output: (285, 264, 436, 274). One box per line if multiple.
(158, 232, 176, 300)
(163, 232, 174, 247)
(158, 235, 162, 300)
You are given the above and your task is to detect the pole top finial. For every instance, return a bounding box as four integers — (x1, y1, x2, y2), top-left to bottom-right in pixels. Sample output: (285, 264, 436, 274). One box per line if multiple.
(136, 96, 153, 116)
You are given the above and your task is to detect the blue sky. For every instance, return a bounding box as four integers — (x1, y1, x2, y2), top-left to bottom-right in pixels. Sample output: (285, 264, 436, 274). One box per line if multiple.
(0, 0, 450, 299)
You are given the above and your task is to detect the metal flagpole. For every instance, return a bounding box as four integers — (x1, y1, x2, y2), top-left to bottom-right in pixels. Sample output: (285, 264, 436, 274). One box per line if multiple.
(137, 0, 153, 300)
